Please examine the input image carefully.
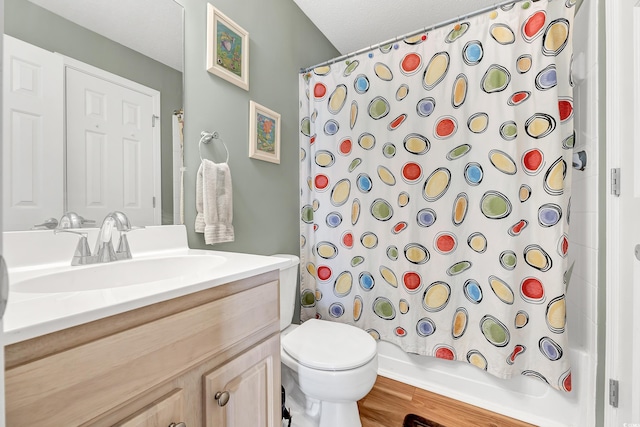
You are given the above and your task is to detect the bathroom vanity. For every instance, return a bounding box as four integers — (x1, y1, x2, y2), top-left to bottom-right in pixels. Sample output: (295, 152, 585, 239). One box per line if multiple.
(2, 225, 286, 426)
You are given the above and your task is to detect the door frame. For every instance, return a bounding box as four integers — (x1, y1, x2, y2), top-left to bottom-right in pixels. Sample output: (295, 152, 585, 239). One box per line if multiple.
(605, 0, 640, 425)
(61, 55, 162, 225)
(1, 0, 8, 423)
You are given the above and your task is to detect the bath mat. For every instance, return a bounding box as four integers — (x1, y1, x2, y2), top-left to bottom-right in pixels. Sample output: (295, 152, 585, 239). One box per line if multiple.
(403, 414, 447, 427)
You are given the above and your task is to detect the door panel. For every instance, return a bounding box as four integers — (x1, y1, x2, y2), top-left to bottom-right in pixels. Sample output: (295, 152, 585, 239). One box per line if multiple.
(2, 35, 63, 230)
(65, 67, 157, 226)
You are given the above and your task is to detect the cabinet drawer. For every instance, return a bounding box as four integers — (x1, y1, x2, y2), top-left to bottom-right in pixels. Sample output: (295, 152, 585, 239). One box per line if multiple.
(5, 280, 279, 426)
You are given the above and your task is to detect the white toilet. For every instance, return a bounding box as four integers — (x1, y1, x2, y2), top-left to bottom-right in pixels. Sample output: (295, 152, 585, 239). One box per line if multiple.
(273, 254, 378, 427)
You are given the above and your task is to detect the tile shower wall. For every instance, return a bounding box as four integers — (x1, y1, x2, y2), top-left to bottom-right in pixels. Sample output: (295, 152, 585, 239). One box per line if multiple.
(567, 0, 599, 355)
(566, 0, 600, 421)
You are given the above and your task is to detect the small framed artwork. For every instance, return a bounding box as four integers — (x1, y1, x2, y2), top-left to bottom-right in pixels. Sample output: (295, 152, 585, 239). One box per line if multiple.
(249, 101, 281, 164)
(206, 4, 249, 90)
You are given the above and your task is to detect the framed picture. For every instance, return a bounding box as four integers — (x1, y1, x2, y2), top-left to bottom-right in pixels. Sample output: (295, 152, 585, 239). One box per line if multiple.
(206, 4, 249, 90)
(249, 101, 281, 164)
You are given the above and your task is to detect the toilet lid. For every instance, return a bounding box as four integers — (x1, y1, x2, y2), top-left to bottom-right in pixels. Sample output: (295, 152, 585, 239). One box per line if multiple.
(281, 319, 376, 371)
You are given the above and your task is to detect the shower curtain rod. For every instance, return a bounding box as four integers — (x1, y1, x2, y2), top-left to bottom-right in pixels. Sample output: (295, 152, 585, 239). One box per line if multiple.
(300, 0, 579, 74)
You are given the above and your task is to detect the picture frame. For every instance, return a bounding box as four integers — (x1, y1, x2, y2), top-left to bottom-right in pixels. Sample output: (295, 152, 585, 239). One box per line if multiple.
(206, 4, 249, 90)
(249, 101, 281, 164)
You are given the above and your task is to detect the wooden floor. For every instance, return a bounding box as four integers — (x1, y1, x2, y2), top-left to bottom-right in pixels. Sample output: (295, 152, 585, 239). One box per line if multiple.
(358, 376, 537, 427)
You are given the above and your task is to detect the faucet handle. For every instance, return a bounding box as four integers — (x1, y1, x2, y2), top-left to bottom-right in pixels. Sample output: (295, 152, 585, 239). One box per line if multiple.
(54, 229, 92, 266)
(54, 228, 86, 237)
(116, 233, 132, 260)
(32, 218, 59, 230)
(114, 226, 144, 260)
(80, 216, 96, 227)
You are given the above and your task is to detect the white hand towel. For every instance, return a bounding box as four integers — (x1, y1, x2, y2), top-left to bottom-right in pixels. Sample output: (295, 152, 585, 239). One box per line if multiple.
(194, 159, 234, 244)
(195, 162, 205, 233)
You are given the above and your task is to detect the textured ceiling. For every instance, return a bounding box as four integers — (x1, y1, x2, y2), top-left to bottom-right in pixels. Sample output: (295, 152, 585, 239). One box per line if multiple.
(27, 0, 183, 71)
(294, 0, 583, 61)
(293, 0, 504, 55)
(23, 0, 582, 74)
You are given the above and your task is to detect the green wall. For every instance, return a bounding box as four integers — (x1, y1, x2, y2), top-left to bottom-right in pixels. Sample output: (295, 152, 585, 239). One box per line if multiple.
(181, 0, 338, 256)
(4, 0, 183, 224)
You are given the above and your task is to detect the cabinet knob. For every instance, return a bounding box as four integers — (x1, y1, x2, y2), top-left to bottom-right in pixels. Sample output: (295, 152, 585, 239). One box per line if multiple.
(168, 423, 186, 427)
(214, 390, 230, 407)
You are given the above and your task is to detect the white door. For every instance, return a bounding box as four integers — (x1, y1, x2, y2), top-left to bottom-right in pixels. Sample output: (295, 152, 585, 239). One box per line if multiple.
(2, 35, 63, 231)
(65, 61, 161, 226)
(2, 4, 9, 424)
(606, 1, 640, 425)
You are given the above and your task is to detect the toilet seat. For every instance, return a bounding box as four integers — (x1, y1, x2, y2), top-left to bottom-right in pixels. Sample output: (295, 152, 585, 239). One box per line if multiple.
(281, 319, 377, 371)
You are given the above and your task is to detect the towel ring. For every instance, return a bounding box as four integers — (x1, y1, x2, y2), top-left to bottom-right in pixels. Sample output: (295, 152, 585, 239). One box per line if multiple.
(199, 131, 230, 163)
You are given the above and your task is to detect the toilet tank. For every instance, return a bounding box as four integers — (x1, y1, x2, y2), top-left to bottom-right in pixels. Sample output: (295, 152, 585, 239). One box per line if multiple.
(271, 254, 300, 331)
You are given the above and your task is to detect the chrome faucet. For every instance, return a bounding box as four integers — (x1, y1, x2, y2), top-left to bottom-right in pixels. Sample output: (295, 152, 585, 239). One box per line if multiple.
(32, 212, 95, 230)
(55, 211, 142, 266)
(94, 211, 140, 263)
(58, 212, 95, 229)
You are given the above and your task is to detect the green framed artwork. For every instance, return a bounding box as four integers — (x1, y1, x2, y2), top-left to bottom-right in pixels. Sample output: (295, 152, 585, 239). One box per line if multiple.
(206, 4, 249, 90)
(249, 101, 280, 164)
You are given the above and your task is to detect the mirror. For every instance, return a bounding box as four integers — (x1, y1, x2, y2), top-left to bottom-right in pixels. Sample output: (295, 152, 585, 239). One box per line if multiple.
(3, 0, 183, 230)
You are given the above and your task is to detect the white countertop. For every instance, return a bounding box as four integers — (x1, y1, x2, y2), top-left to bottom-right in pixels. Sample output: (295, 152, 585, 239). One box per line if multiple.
(3, 225, 290, 345)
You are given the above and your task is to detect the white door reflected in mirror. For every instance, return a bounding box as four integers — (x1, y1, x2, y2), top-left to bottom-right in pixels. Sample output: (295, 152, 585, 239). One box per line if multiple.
(3, 0, 184, 230)
(2, 36, 161, 230)
(65, 60, 161, 227)
(2, 35, 64, 231)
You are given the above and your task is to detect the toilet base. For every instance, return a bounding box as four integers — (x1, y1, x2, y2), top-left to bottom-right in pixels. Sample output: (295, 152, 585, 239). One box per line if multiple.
(282, 364, 319, 427)
(317, 401, 362, 427)
(282, 361, 366, 427)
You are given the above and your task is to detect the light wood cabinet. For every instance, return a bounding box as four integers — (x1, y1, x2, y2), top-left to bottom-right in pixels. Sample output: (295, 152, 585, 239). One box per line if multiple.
(115, 389, 185, 427)
(204, 335, 280, 427)
(4, 270, 281, 427)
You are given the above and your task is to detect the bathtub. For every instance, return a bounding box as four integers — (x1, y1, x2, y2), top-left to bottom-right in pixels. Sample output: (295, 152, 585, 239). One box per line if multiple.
(376, 341, 592, 426)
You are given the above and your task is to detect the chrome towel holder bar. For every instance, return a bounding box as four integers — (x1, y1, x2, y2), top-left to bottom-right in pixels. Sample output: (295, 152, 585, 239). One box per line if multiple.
(199, 131, 230, 163)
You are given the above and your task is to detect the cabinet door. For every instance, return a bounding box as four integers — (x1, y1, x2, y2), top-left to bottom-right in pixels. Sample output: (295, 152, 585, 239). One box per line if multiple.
(115, 389, 185, 427)
(204, 334, 280, 427)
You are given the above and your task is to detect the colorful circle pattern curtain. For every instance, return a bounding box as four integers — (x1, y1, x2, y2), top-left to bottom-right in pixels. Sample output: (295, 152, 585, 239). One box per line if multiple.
(299, 0, 574, 392)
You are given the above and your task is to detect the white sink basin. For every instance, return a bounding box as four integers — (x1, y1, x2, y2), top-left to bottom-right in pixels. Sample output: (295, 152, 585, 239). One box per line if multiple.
(12, 254, 226, 293)
(2, 225, 291, 346)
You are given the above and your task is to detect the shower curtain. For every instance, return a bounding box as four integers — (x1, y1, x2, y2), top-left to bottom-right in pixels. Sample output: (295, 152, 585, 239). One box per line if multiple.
(299, 0, 574, 392)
